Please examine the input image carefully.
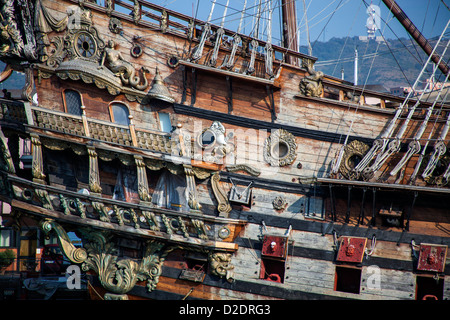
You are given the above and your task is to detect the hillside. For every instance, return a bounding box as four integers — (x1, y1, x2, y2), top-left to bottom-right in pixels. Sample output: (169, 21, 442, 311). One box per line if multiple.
(302, 36, 448, 90)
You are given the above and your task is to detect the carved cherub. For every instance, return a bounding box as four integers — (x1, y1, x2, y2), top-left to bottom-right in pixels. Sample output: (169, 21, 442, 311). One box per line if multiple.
(99, 40, 149, 91)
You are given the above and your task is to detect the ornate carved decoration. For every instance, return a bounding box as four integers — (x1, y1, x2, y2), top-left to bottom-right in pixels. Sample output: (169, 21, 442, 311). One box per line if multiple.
(87, 146, 102, 194)
(226, 164, 261, 177)
(135, 155, 151, 202)
(40, 220, 88, 264)
(197, 121, 235, 163)
(299, 59, 324, 97)
(338, 140, 370, 180)
(263, 129, 297, 167)
(30, 134, 46, 182)
(99, 40, 149, 91)
(92, 201, 110, 222)
(272, 196, 287, 210)
(209, 252, 235, 283)
(160, 10, 168, 33)
(0, 130, 15, 174)
(109, 17, 123, 34)
(0, 0, 27, 59)
(211, 172, 232, 217)
(35, 189, 54, 210)
(184, 165, 202, 212)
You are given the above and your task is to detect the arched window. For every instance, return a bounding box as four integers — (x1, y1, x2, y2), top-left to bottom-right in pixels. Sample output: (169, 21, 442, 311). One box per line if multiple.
(63, 89, 83, 116)
(110, 102, 130, 125)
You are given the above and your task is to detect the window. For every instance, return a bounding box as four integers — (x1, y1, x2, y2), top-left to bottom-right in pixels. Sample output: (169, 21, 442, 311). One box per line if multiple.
(0, 229, 12, 247)
(334, 266, 362, 294)
(63, 89, 82, 116)
(110, 103, 130, 125)
(158, 112, 172, 133)
(152, 170, 188, 211)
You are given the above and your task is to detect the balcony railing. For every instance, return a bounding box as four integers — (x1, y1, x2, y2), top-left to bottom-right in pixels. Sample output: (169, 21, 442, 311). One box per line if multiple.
(30, 105, 178, 155)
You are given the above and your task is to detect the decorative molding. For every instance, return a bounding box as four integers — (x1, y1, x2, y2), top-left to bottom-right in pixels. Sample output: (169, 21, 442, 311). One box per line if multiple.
(209, 252, 235, 283)
(30, 134, 46, 182)
(226, 164, 261, 177)
(338, 140, 370, 180)
(272, 196, 287, 210)
(184, 165, 202, 211)
(299, 59, 324, 97)
(263, 129, 297, 167)
(40, 219, 88, 264)
(87, 146, 102, 194)
(211, 172, 232, 217)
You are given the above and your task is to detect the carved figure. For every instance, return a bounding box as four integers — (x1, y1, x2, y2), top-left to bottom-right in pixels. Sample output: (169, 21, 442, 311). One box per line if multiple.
(299, 60, 324, 97)
(99, 40, 149, 90)
(209, 252, 235, 283)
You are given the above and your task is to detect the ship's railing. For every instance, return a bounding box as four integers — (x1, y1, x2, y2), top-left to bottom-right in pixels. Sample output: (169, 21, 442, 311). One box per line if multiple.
(4, 173, 242, 246)
(77, 0, 315, 72)
(320, 78, 448, 114)
(30, 105, 177, 155)
(0, 98, 27, 124)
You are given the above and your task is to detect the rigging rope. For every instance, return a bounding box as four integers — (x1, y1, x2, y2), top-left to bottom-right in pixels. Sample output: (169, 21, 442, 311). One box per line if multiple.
(351, 17, 450, 180)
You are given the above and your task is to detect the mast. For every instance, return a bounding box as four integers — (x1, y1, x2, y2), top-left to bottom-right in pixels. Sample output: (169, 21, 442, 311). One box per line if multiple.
(381, 0, 449, 76)
(281, 0, 299, 66)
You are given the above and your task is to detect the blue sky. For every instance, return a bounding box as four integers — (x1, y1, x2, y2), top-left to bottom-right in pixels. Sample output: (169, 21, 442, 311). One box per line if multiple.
(151, 0, 449, 47)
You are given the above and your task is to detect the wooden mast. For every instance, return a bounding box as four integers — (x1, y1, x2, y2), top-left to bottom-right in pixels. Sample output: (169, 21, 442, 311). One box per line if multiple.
(381, 0, 449, 76)
(281, 0, 299, 66)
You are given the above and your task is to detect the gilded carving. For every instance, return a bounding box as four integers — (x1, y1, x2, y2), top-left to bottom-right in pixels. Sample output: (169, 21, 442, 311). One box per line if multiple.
(299, 59, 324, 97)
(92, 201, 110, 222)
(272, 196, 287, 210)
(135, 155, 151, 202)
(209, 252, 235, 283)
(35, 189, 53, 210)
(184, 165, 202, 211)
(87, 146, 102, 194)
(109, 17, 123, 34)
(30, 134, 46, 181)
(0, 130, 15, 174)
(226, 164, 261, 177)
(99, 40, 149, 91)
(211, 172, 232, 217)
(0, 0, 25, 58)
(40, 220, 88, 264)
(338, 140, 370, 180)
(263, 129, 297, 167)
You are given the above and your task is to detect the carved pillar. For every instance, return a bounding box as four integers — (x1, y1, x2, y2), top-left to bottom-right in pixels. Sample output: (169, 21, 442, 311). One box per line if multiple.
(0, 130, 15, 174)
(30, 133, 46, 183)
(87, 146, 102, 194)
(134, 155, 151, 202)
(184, 164, 202, 212)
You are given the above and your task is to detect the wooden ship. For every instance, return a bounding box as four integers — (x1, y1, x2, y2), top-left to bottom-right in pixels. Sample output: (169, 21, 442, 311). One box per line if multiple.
(0, 0, 449, 300)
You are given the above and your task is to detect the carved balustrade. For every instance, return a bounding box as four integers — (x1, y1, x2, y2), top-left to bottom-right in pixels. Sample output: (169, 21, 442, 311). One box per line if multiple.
(4, 173, 243, 247)
(68, 0, 314, 73)
(0, 98, 28, 124)
(29, 106, 181, 155)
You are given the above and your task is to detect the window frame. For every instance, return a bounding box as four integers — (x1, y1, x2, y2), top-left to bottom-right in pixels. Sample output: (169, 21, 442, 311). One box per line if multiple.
(109, 101, 131, 126)
(62, 88, 84, 116)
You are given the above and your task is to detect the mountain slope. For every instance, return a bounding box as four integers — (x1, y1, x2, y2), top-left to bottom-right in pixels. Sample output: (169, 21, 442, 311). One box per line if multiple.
(303, 36, 448, 90)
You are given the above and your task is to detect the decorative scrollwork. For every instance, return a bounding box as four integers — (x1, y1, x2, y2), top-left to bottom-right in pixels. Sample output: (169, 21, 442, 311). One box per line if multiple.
(263, 129, 297, 167)
(338, 140, 370, 180)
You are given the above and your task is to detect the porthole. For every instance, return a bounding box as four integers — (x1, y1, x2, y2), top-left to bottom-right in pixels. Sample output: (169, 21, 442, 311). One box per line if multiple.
(130, 43, 143, 58)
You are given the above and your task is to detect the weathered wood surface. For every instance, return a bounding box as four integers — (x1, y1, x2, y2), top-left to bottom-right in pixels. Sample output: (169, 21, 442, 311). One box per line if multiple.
(11, 0, 448, 301)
